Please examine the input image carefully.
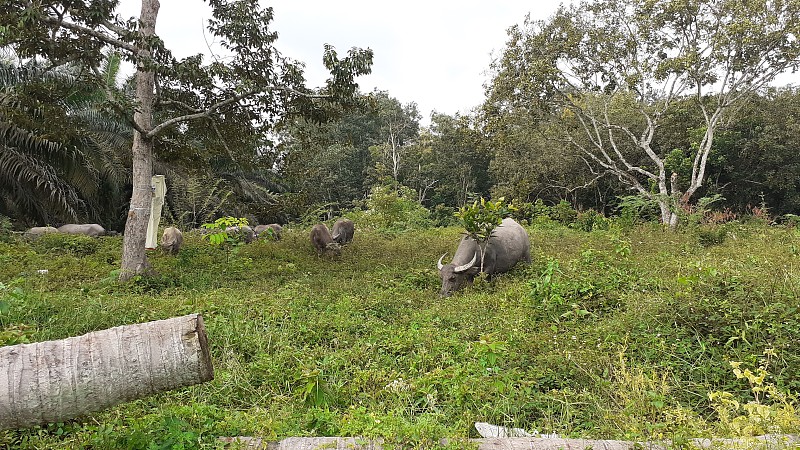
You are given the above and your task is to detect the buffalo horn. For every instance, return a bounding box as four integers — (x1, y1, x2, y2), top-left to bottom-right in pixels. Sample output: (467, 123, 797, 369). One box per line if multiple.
(454, 252, 477, 273)
(437, 253, 447, 270)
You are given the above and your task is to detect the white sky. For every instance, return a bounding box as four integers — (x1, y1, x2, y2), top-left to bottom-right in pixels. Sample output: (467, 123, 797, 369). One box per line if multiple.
(114, 1, 799, 127)
(114, 1, 568, 125)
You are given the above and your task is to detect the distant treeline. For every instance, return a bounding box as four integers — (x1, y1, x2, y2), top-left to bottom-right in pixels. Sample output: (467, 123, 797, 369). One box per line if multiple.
(2, 56, 799, 230)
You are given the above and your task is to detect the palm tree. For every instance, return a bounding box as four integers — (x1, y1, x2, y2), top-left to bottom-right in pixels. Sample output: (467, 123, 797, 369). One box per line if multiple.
(0, 55, 133, 228)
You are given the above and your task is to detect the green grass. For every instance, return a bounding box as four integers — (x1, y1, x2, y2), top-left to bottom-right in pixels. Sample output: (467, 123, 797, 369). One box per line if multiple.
(1, 222, 799, 448)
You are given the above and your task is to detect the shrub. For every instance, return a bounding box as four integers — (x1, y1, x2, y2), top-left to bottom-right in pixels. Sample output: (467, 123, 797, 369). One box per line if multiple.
(510, 201, 535, 225)
(573, 209, 610, 232)
(360, 183, 431, 232)
(0, 216, 12, 243)
(532, 199, 551, 219)
(616, 195, 660, 227)
(430, 204, 458, 228)
(697, 225, 728, 247)
(32, 233, 100, 256)
(550, 200, 578, 225)
(455, 197, 516, 242)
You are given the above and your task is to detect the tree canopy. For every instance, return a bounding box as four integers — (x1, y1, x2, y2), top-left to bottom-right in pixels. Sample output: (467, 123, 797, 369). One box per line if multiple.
(486, 0, 800, 225)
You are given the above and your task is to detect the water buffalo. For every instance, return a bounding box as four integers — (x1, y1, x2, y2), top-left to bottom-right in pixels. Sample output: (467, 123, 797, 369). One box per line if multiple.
(24, 226, 59, 238)
(331, 218, 354, 245)
(437, 218, 531, 297)
(225, 225, 255, 243)
(254, 223, 282, 240)
(57, 223, 106, 237)
(161, 227, 183, 255)
(310, 223, 341, 256)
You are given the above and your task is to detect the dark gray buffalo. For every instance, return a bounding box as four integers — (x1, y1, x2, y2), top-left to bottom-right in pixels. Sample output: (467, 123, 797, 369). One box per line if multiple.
(331, 218, 354, 245)
(437, 218, 531, 297)
(57, 223, 106, 237)
(310, 223, 341, 256)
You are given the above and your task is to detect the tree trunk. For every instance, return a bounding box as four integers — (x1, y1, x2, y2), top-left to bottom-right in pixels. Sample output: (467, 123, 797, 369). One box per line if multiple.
(0, 314, 213, 431)
(120, 0, 160, 282)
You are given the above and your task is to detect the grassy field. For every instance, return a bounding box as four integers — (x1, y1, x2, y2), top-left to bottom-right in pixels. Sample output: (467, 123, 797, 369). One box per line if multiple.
(1, 220, 799, 448)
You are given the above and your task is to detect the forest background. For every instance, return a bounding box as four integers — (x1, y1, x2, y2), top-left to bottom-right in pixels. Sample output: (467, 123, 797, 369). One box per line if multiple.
(2, 0, 800, 232)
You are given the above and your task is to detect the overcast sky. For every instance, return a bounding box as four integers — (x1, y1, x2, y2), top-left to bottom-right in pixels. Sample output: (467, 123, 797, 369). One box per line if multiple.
(113, 1, 800, 127)
(114, 1, 568, 125)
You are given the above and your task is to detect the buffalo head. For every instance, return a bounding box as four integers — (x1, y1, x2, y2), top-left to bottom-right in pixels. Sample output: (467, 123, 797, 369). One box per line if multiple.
(437, 251, 478, 297)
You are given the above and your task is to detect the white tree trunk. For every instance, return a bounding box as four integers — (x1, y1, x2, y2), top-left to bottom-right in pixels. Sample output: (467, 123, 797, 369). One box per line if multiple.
(120, 0, 159, 281)
(0, 314, 213, 430)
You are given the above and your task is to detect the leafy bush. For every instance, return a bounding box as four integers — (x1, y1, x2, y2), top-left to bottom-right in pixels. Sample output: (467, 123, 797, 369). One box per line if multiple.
(573, 209, 610, 232)
(616, 195, 660, 227)
(682, 194, 725, 226)
(709, 352, 800, 437)
(430, 204, 458, 228)
(355, 183, 431, 232)
(32, 233, 100, 256)
(532, 199, 551, 219)
(455, 196, 516, 242)
(0, 216, 12, 243)
(549, 200, 578, 225)
(510, 201, 535, 225)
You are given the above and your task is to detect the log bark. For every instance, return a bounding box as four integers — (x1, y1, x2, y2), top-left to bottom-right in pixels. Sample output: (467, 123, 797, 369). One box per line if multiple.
(0, 314, 213, 430)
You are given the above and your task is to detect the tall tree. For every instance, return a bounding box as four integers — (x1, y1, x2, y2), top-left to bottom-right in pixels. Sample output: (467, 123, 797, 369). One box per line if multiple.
(489, 0, 800, 226)
(706, 87, 800, 216)
(410, 113, 490, 207)
(277, 90, 418, 215)
(368, 92, 420, 183)
(0, 0, 372, 280)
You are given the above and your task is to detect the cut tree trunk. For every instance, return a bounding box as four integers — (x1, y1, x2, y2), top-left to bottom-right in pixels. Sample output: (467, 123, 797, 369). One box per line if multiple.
(0, 314, 213, 430)
(119, 0, 160, 282)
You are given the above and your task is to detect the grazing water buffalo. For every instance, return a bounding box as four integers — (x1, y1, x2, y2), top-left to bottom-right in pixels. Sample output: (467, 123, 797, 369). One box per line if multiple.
(57, 223, 106, 237)
(254, 223, 282, 240)
(225, 225, 255, 243)
(437, 218, 531, 297)
(331, 218, 354, 245)
(161, 227, 183, 255)
(25, 226, 59, 238)
(310, 223, 341, 256)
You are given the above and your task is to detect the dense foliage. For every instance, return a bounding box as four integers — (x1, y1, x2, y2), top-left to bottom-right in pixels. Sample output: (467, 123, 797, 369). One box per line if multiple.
(2, 0, 800, 229)
(1, 217, 799, 447)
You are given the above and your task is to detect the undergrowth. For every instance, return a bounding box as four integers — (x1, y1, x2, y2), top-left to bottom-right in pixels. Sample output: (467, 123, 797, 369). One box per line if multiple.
(1, 222, 799, 448)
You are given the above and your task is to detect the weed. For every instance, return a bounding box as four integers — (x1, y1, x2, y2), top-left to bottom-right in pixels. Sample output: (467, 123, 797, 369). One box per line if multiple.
(709, 350, 800, 437)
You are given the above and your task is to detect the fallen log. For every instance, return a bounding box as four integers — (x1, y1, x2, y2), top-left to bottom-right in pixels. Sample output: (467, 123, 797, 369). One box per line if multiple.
(0, 313, 213, 430)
